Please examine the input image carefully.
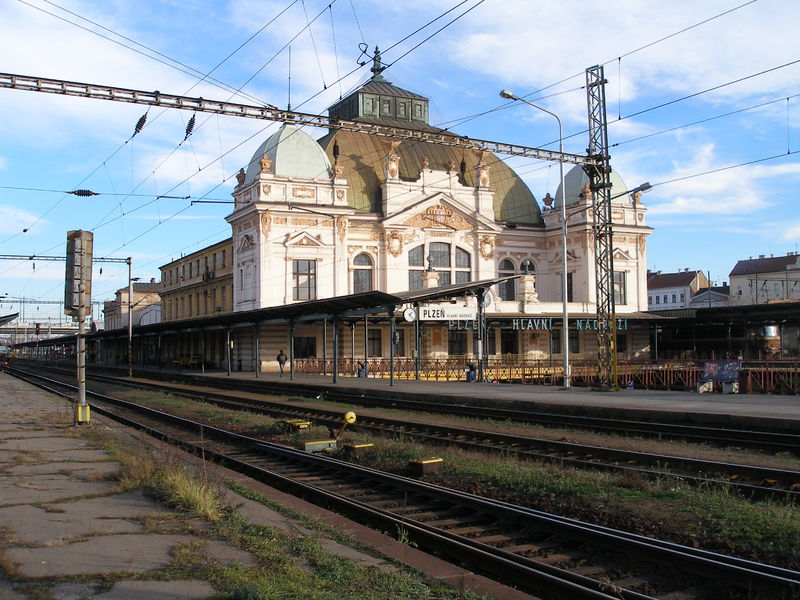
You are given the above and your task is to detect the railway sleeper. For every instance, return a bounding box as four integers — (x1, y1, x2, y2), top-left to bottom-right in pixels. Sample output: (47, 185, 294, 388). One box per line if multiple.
(471, 531, 532, 545)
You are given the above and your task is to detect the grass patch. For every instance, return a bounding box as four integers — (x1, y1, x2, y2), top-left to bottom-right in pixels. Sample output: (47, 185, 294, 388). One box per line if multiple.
(351, 437, 800, 569)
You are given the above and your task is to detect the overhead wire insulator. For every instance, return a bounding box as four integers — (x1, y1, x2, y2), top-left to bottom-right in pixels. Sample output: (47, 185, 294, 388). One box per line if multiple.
(69, 189, 100, 197)
(133, 112, 148, 137)
(183, 114, 196, 141)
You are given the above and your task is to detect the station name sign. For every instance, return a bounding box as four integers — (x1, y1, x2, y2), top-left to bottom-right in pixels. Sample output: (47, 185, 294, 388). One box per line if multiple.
(419, 305, 477, 321)
(510, 317, 629, 331)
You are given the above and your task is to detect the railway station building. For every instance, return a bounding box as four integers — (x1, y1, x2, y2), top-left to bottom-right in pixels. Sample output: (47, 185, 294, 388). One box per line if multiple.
(148, 57, 656, 376)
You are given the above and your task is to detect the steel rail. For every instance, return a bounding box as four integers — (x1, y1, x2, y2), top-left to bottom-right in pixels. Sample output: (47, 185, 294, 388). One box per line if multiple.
(106, 366, 800, 452)
(66, 367, 800, 502)
(7, 366, 800, 599)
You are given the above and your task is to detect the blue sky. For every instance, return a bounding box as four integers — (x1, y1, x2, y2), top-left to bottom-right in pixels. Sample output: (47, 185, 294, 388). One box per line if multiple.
(1, 0, 798, 324)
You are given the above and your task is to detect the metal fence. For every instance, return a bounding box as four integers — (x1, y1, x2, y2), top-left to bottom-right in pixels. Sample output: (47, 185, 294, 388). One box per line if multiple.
(294, 356, 800, 394)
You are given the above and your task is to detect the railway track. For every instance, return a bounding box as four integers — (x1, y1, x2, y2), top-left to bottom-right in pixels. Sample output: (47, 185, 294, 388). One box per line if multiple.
(16, 365, 800, 503)
(101, 365, 800, 456)
(7, 367, 800, 600)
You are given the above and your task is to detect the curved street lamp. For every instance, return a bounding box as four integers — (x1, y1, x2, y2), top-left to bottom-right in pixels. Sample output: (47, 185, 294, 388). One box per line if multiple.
(499, 90, 570, 388)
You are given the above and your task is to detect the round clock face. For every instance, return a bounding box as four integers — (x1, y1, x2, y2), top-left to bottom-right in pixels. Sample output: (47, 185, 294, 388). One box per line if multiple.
(403, 307, 416, 322)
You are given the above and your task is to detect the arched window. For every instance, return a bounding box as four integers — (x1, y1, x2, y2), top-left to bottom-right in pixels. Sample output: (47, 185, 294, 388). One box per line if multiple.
(498, 259, 516, 301)
(353, 253, 373, 293)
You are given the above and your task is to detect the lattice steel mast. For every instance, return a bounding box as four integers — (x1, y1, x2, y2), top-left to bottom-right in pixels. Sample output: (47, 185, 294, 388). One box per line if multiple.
(585, 65, 616, 389)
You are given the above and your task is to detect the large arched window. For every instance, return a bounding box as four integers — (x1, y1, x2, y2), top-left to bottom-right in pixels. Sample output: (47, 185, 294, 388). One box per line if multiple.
(353, 253, 373, 293)
(408, 243, 471, 289)
(498, 259, 516, 301)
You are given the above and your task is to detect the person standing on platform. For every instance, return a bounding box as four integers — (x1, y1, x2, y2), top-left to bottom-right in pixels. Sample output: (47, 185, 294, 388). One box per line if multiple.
(276, 349, 287, 377)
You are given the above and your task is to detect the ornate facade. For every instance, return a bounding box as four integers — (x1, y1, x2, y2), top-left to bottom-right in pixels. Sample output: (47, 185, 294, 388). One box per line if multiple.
(218, 54, 654, 369)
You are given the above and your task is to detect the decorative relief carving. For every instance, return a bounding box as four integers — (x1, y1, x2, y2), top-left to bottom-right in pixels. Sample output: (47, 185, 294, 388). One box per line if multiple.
(479, 235, 495, 259)
(336, 189, 345, 201)
(260, 211, 272, 237)
(244, 190, 252, 203)
(638, 235, 647, 254)
(260, 153, 272, 174)
(386, 230, 404, 257)
(405, 204, 470, 230)
(292, 186, 316, 199)
(274, 217, 287, 224)
(292, 218, 317, 227)
(261, 184, 271, 196)
(336, 215, 348, 242)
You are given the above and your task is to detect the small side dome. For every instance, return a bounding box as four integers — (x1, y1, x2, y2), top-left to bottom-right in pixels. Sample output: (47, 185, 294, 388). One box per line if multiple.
(555, 165, 629, 207)
(244, 124, 332, 185)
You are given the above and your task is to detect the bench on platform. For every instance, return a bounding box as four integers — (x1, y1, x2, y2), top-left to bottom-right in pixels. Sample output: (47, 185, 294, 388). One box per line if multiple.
(173, 354, 202, 369)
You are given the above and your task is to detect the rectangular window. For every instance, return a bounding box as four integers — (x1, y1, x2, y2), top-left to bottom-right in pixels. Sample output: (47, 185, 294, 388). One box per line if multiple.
(293, 260, 317, 301)
(550, 330, 561, 354)
(487, 329, 497, 355)
(395, 329, 407, 356)
(409, 270, 424, 291)
(367, 329, 382, 356)
(353, 269, 372, 293)
(222, 249, 226, 268)
(500, 329, 518, 354)
(293, 336, 317, 358)
(212, 253, 217, 270)
(648, 295, 652, 305)
(617, 332, 628, 353)
(569, 332, 579, 354)
(455, 271, 471, 284)
(567, 272, 574, 302)
(448, 330, 467, 355)
(680, 292, 685, 302)
(671, 293, 677, 303)
(221, 286, 226, 310)
(614, 272, 627, 305)
(663, 294, 668, 303)
(438, 271, 452, 287)
(655, 296, 660, 304)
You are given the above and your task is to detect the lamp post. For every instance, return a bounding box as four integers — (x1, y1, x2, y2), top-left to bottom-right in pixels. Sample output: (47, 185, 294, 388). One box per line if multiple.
(127, 256, 138, 378)
(500, 90, 570, 388)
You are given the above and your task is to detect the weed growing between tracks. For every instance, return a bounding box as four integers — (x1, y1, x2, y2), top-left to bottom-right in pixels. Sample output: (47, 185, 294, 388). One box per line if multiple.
(347, 437, 800, 570)
(78, 430, 486, 600)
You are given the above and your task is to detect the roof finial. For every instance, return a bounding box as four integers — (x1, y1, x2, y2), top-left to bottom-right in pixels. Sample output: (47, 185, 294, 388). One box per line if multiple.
(370, 46, 387, 82)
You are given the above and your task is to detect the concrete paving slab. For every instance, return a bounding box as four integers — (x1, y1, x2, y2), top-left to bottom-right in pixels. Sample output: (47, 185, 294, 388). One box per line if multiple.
(0, 503, 144, 545)
(4, 533, 196, 577)
(0, 474, 117, 505)
(204, 540, 256, 567)
(54, 491, 174, 520)
(48, 582, 97, 599)
(0, 579, 27, 600)
(95, 579, 217, 600)
(0, 437, 92, 452)
(0, 429, 62, 438)
(6, 461, 120, 479)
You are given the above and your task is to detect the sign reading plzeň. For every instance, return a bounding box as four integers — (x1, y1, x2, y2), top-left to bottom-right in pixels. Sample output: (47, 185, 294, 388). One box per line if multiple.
(419, 305, 477, 321)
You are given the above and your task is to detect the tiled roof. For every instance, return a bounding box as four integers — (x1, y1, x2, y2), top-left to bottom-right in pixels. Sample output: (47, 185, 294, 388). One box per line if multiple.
(647, 271, 700, 289)
(729, 254, 800, 276)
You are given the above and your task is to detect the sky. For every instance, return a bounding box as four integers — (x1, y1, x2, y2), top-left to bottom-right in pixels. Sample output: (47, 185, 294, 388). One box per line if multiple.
(0, 0, 798, 324)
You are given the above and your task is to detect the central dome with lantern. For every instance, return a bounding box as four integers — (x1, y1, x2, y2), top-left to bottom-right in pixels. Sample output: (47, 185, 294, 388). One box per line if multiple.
(315, 48, 541, 225)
